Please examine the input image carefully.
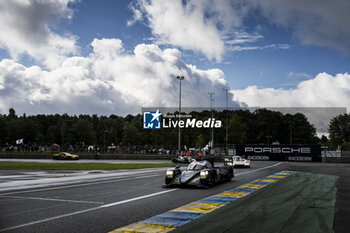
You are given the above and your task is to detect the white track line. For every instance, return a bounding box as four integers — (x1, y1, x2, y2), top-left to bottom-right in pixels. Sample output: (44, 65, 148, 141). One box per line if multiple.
(235, 162, 284, 176)
(0, 174, 161, 195)
(0, 206, 103, 232)
(100, 189, 179, 208)
(0, 189, 178, 232)
(0, 195, 104, 204)
(0, 168, 169, 193)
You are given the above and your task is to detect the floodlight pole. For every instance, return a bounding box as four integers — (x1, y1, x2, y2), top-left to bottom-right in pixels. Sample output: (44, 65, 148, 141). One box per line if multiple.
(223, 88, 229, 152)
(177, 76, 184, 154)
(208, 92, 215, 152)
(289, 121, 293, 144)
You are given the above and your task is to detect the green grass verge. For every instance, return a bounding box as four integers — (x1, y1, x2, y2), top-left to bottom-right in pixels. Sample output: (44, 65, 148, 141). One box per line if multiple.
(174, 172, 338, 233)
(0, 162, 180, 170)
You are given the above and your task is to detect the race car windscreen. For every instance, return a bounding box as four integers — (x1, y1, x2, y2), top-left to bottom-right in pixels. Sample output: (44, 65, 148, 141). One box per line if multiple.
(187, 161, 212, 170)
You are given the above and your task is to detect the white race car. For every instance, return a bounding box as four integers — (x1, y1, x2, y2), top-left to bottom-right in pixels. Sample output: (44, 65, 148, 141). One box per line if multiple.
(224, 156, 250, 168)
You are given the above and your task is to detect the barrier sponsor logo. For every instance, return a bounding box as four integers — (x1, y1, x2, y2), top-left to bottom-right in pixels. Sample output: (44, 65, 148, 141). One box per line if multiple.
(287, 156, 312, 161)
(237, 144, 321, 162)
(246, 155, 270, 161)
(244, 147, 311, 154)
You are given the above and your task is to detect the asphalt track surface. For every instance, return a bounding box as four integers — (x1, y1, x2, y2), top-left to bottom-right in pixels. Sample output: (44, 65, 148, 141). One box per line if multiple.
(0, 161, 348, 233)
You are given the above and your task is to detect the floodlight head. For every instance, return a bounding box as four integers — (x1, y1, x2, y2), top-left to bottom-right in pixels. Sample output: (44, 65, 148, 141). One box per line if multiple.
(176, 76, 184, 80)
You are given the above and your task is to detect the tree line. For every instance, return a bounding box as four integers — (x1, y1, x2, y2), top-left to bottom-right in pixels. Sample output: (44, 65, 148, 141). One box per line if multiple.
(0, 108, 348, 151)
(328, 113, 350, 150)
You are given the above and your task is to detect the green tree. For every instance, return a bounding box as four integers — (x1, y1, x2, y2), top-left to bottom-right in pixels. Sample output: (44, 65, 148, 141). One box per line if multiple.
(0, 115, 7, 144)
(122, 122, 139, 145)
(195, 134, 207, 148)
(329, 113, 350, 147)
(71, 118, 96, 144)
(8, 108, 17, 119)
(254, 109, 286, 144)
(47, 125, 60, 144)
(286, 113, 316, 144)
(228, 114, 248, 144)
(19, 118, 41, 144)
(320, 135, 329, 145)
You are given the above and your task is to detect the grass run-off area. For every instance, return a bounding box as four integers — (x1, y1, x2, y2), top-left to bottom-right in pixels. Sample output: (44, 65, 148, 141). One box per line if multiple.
(0, 162, 180, 170)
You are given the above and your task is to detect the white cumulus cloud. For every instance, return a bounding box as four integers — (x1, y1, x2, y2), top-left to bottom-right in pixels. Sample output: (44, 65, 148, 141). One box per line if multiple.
(129, 0, 247, 61)
(130, 0, 350, 56)
(231, 73, 350, 111)
(0, 0, 78, 69)
(0, 38, 237, 115)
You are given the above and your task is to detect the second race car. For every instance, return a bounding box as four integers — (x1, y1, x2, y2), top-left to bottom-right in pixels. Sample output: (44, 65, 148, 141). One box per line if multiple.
(52, 152, 80, 160)
(171, 155, 193, 163)
(224, 156, 250, 168)
(165, 159, 233, 188)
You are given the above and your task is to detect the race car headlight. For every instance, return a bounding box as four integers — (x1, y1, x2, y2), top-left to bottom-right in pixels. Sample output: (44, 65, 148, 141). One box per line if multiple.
(200, 170, 209, 179)
(227, 162, 233, 166)
(166, 170, 174, 178)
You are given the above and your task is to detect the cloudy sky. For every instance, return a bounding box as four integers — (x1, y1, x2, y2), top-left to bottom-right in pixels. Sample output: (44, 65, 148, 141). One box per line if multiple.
(0, 0, 349, 116)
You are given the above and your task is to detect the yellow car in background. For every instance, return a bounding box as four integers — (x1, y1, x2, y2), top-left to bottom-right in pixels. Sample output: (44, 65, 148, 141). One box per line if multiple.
(52, 152, 80, 160)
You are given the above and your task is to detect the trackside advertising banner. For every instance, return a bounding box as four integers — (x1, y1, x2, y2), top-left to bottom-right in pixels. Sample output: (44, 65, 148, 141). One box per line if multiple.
(236, 144, 322, 162)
